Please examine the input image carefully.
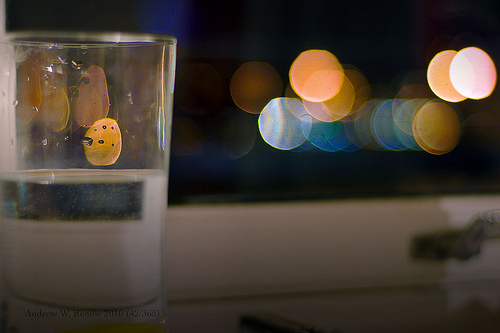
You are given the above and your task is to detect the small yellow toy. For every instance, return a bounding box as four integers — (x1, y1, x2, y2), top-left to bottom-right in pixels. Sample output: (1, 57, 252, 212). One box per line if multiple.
(82, 118, 122, 166)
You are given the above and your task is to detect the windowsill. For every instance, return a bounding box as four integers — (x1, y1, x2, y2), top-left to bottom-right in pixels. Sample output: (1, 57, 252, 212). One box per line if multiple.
(165, 194, 500, 301)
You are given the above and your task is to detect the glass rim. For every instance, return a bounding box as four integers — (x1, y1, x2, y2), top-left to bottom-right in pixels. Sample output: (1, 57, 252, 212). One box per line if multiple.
(4, 31, 177, 47)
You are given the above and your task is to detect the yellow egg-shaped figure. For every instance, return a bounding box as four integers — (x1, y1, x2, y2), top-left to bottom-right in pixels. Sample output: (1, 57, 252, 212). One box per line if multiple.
(82, 118, 122, 166)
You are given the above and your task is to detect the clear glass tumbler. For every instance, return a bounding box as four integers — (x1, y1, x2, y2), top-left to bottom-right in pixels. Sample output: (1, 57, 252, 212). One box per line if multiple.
(0, 32, 176, 333)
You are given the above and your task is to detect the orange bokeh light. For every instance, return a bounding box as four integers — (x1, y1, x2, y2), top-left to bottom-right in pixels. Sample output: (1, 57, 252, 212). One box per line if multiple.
(230, 62, 283, 114)
(344, 68, 371, 119)
(289, 50, 344, 103)
(303, 74, 355, 122)
(412, 100, 461, 155)
(427, 50, 467, 102)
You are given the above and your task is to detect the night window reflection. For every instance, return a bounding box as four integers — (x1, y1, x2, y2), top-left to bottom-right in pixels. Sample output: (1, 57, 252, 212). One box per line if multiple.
(7, 0, 500, 203)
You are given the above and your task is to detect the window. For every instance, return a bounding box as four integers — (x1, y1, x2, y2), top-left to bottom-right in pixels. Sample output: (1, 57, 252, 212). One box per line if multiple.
(8, 0, 500, 204)
(166, 0, 500, 203)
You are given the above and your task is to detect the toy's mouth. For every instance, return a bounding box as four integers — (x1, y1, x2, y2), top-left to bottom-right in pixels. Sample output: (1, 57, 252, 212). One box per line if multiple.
(81, 137, 93, 146)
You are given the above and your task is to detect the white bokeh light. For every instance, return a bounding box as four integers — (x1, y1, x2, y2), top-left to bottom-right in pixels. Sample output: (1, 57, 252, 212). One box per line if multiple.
(450, 47, 497, 100)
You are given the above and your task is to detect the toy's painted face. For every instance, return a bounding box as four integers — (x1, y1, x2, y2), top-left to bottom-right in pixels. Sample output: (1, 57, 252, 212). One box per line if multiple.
(82, 118, 122, 166)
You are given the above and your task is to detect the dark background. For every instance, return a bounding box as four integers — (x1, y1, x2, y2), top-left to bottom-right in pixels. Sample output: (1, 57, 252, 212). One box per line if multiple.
(6, 0, 500, 204)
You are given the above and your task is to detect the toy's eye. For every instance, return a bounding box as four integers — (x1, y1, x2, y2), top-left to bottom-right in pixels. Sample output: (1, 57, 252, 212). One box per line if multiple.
(81, 76, 90, 85)
(74, 65, 109, 128)
(83, 118, 122, 166)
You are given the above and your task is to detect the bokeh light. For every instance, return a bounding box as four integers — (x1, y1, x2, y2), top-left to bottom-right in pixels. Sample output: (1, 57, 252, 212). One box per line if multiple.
(230, 62, 283, 114)
(343, 67, 371, 120)
(307, 120, 341, 152)
(284, 84, 300, 99)
(289, 50, 344, 102)
(371, 100, 407, 151)
(303, 74, 355, 122)
(347, 100, 385, 150)
(412, 100, 461, 155)
(392, 99, 423, 150)
(258, 98, 312, 150)
(305, 120, 355, 152)
(427, 50, 467, 102)
(450, 47, 497, 100)
(171, 45, 484, 157)
(392, 98, 427, 135)
(324, 121, 355, 151)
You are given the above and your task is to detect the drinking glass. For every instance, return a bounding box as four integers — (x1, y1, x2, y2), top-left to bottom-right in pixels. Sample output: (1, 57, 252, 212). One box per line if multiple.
(0, 32, 176, 333)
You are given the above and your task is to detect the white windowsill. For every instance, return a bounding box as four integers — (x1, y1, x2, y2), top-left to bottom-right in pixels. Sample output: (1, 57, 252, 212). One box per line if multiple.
(165, 194, 500, 301)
